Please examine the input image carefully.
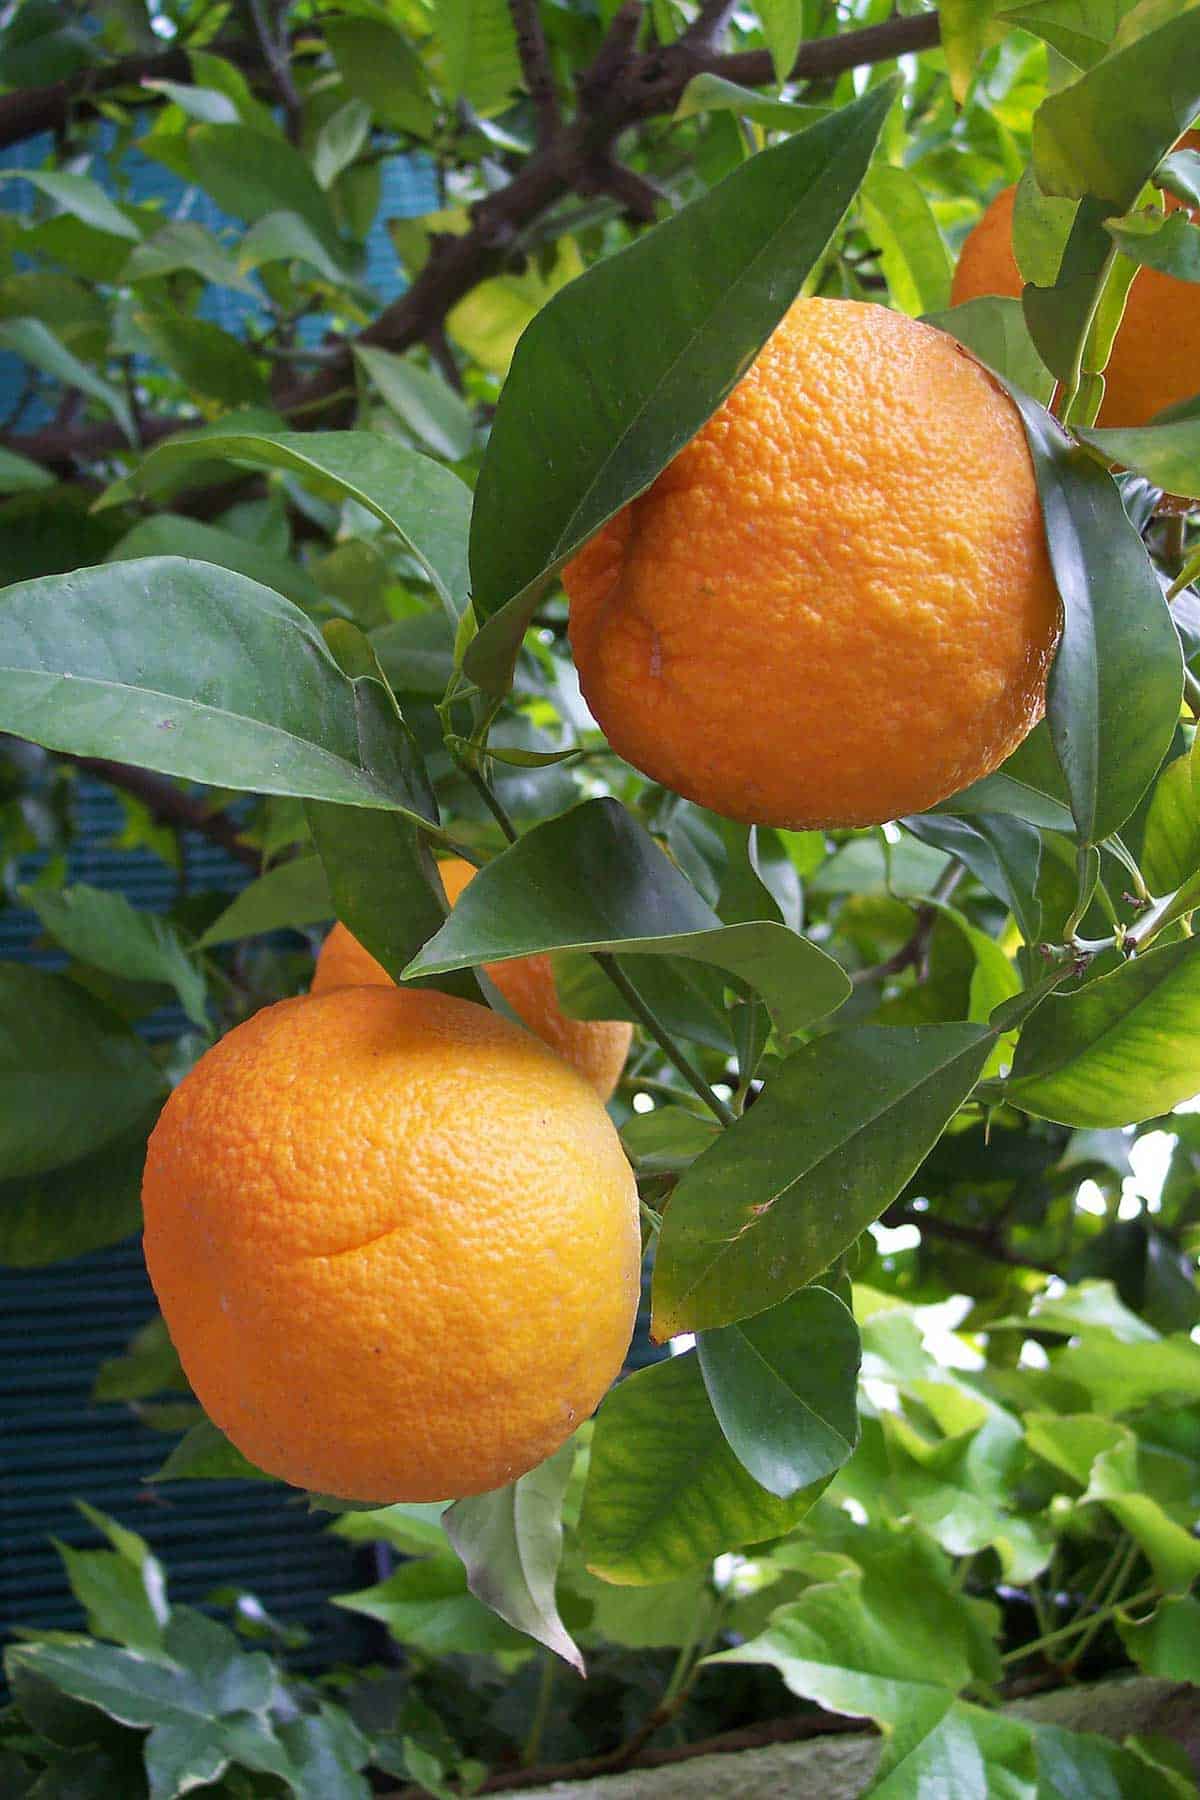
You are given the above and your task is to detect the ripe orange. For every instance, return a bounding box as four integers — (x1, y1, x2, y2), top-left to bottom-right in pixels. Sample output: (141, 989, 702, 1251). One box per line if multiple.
(142, 985, 641, 1502)
(563, 298, 1060, 830)
(951, 143, 1200, 428)
(312, 857, 633, 1102)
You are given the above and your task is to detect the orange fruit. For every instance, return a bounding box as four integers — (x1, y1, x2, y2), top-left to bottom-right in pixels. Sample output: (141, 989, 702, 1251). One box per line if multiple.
(142, 985, 640, 1502)
(563, 297, 1060, 830)
(951, 140, 1200, 428)
(312, 857, 633, 1102)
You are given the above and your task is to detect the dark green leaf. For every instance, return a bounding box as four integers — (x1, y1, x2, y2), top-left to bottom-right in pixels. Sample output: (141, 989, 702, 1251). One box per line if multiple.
(108, 515, 328, 614)
(405, 798, 850, 1037)
(620, 1105, 719, 1172)
(1141, 735, 1200, 892)
(1117, 1593, 1200, 1682)
(0, 1112, 154, 1267)
(23, 883, 208, 1027)
(188, 124, 340, 246)
(0, 445, 55, 495)
(120, 220, 256, 292)
(465, 82, 896, 691)
(904, 813, 1043, 944)
(354, 346, 475, 462)
(332, 1555, 529, 1655)
(697, 1287, 861, 1498)
(198, 857, 332, 947)
(923, 296, 1055, 405)
(101, 434, 470, 622)
(0, 319, 133, 442)
(1008, 939, 1200, 1125)
(324, 17, 435, 137)
(132, 312, 267, 408)
(152, 1420, 274, 1484)
(1010, 391, 1182, 842)
(0, 558, 437, 814)
(578, 1352, 823, 1585)
(0, 170, 140, 241)
(444, 1443, 583, 1671)
(652, 1025, 992, 1338)
(1077, 417, 1200, 500)
(0, 967, 165, 1182)
(93, 1316, 186, 1403)
(437, 0, 521, 116)
(1107, 206, 1200, 281)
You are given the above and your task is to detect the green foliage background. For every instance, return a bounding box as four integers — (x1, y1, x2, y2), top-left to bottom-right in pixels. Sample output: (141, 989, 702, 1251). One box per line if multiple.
(1, 0, 1200, 1793)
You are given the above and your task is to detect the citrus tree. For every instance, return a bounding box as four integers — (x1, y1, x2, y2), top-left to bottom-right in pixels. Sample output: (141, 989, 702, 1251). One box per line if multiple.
(3, 0, 1200, 1794)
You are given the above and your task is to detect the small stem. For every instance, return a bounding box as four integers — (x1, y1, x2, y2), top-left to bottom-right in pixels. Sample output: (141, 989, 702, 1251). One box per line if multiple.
(597, 954, 736, 1126)
(620, 1073, 710, 1112)
(1062, 1538, 1140, 1672)
(521, 1652, 557, 1767)
(1183, 664, 1200, 718)
(1000, 1578, 1157, 1667)
(464, 763, 520, 843)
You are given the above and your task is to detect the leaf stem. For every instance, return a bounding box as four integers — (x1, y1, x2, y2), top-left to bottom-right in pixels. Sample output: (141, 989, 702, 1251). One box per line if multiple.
(1062, 1537, 1140, 1672)
(521, 1651, 558, 1766)
(596, 954, 737, 1127)
(463, 762, 520, 843)
(1000, 1578, 1157, 1667)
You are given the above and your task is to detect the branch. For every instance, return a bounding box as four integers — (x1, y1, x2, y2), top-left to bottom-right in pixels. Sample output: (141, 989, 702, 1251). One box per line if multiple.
(508, 0, 561, 146)
(243, 0, 303, 144)
(884, 1204, 1061, 1276)
(69, 759, 260, 868)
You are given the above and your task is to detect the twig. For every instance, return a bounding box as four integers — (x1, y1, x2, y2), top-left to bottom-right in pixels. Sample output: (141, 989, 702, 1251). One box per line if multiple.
(883, 1205, 1061, 1276)
(851, 858, 965, 987)
(67, 757, 260, 867)
(244, 0, 302, 142)
(595, 953, 736, 1126)
(508, 0, 561, 146)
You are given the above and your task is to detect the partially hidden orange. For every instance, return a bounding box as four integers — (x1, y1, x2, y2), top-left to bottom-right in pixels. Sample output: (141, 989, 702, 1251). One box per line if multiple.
(312, 857, 633, 1102)
(142, 985, 641, 1502)
(563, 297, 1061, 831)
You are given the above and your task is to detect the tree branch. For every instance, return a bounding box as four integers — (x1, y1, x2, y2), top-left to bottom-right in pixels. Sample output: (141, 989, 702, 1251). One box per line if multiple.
(243, 0, 303, 144)
(884, 1204, 1061, 1276)
(69, 759, 260, 868)
(508, 0, 561, 146)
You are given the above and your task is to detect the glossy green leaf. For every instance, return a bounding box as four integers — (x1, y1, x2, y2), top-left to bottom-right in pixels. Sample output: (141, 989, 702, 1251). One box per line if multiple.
(1117, 1593, 1200, 1681)
(904, 813, 1043, 945)
(1141, 737, 1200, 891)
(198, 858, 331, 947)
(620, 1105, 719, 1173)
(1021, 196, 1130, 389)
(0, 558, 436, 814)
(1107, 206, 1200, 280)
(24, 883, 208, 1027)
(332, 1555, 529, 1655)
(1008, 939, 1200, 1125)
(0, 169, 140, 241)
(653, 1025, 992, 1339)
(936, 721, 1074, 831)
(101, 433, 470, 622)
(354, 346, 475, 462)
(861, 164, 952, 317)
(0, 967, 165, 1181)
(0, 318, 134, 442)
(107, 513, 327, 614)
(578, 1353, 822, 1586)
(144, 77, 240, 123)
(0, 1113, 154, 1267)
(923, 296, 1055, 405)
(444, 1443, 582, 1671)
(465, 81, 896, 691)
(405, 797, 850, 1037)
(1010, 392, 1182, 843)
(438, 0, 521, 115)
(697, 1287, 860, 1498)
(1032, 9, 1200, 207)
(153, 1420, 273, 1484)
(1077, 417, 1200, 499)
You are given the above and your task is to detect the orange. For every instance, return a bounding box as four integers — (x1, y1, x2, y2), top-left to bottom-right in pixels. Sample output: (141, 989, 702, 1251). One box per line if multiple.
(951, 142, 1200, 428)
(563, 298, 1060, 830)
(142, 985, 640, 1502)
(312, 857, 633, 1102)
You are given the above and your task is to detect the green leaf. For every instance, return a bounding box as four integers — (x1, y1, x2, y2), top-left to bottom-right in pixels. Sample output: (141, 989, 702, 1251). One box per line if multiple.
(199, 857, 332, 947)
(1009, 392, 1182, 843)
(354, 347, 474, 461)
(0, 557, 437, 814)
(238, 211, 361, 289)
(120, 221, 257, 293)
(324, 17, 435, 138)
(674, 73, 829, 132)
(1077, 417, 1200, 500)
(437, 0, 521, 115)
(923, 297, 1056, 406)
(94, 1315, 186, 1403)
(143, 77, 240, 123)
(860, 164, 952, 317)
(332, 1555, 530, 1655)
(55, 1510, 167, 1655)
(152, 1419, 273, 1484)
(1054, 1327, 1200, 1411)
(130, 312, 268, 409)
(998, 0, 1142, 70)
(621, 1105, 719, 1172)
(941, 0, 1005, 101)
(1117, 1593, 1200, 1680)
(652, 1025, 992, 1339)
(1107, 206, 1200, 282)
(407, 797, 849, 1035)
(1032, 8, 1200, 208)
(187, 124, 341, 247)
(697, 1287, 861, 1498)
(465, 82, 896, 692)
(101, 433, 470, 623)
(444, 1443, 582, 1671)
(1085, 1439, 1200, 1590)
(0, 170, 141, 241)
(0, 967, 165, 1182)
(1008, 939, 1200, 1126)
(107, 513, 328, 615)
(578, 1352, 822, 1585)
(1141, 737, 1200, 891)
(328, 1502, 449, 1557)
(23, 883, 208, 1028)
(0, 319, 134, 443)
(0, 445, 55, 494)
(313, 98, 373, 190)
(0, 1112, 154, 1267)
(904, 813, 1043, 945)
(755, 0, 810, 84)
(1035, 1721, 1194, 1800)
(276, 1703, 372, 1800)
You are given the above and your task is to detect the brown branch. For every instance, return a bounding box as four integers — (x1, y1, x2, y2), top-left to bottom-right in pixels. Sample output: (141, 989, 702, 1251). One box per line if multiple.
(508, 0, 561, 147)
(682, 0, 743, 54)
(884, 1204, 1061, 1276)
(243, 0, 303, 144)
(0, 412, 186, 475)
(69, 758, 260, 868)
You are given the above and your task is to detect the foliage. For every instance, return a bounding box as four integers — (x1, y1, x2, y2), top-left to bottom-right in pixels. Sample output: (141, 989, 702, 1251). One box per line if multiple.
(2, 0, 1200, 1791)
